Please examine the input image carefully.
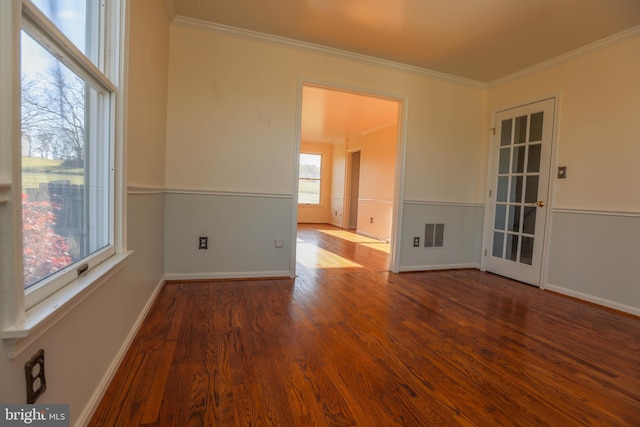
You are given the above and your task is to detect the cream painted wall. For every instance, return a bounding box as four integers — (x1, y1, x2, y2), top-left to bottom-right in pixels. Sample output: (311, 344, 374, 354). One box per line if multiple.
(350, 125, 397, 202)
(298, 141, 332, 223)
(166, 26, 487, 198)
(348, 124, 397, 241)
(165, 30, 297, 194)
(403, 82, 488, 203)
(488, 34, 640, 212)
(0, 1, 169, 424)
(127, 0, 169, 187)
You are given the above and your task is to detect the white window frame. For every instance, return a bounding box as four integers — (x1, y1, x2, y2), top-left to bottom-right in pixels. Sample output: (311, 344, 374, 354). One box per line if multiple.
(298, 152, 322, 205)
(0, 0, 130, 358)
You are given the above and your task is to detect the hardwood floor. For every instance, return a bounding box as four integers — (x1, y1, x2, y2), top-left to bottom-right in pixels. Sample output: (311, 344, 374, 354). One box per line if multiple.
(90, 224, 640, 426)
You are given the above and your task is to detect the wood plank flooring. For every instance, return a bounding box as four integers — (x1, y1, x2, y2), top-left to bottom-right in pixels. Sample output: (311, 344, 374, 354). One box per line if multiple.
(90, 224, 640, 426)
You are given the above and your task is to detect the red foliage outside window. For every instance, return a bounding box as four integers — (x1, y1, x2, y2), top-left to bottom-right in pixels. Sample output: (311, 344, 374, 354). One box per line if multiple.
(22, 193, 71, 287)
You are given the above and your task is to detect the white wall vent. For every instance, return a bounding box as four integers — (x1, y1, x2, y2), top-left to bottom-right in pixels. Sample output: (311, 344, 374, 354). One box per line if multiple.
(424, 223, 445, 248)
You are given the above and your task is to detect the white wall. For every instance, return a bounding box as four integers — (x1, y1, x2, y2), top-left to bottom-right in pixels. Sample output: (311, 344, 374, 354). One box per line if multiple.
(298, 141, 332, 224)
(164, 22, 487, 277)
(0, 1, 169, 424)
(487, 31, 640, 314)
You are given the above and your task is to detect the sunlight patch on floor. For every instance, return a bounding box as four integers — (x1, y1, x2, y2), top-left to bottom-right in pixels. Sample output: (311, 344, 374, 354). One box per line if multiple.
(296, 242, 365, 269)
(319, 229, 384, 244)
(359, 242, 391, 254)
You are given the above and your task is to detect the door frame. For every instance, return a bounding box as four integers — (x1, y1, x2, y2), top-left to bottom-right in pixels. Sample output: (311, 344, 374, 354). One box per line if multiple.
(344, 148, 361, 230)
(291, 77, 409, 275)
(480, 94, 562, 289)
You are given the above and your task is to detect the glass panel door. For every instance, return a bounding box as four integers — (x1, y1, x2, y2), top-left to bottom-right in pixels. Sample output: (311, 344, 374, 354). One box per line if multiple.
(492, 113, 543, 265)
(485, 99, 555, 286)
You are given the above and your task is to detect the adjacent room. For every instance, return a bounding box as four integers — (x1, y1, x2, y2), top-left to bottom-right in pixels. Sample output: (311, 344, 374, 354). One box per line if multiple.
(297, 85, 399, 272)
(1, 0, 639, 425)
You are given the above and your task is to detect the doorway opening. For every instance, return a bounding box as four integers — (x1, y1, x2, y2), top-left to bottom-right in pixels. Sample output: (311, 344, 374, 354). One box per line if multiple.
(292, 82, 406, 275)
(346, 150, 361, 230)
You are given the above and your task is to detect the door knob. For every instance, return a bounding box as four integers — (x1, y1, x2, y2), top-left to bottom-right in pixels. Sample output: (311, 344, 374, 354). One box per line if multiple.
(528, 200, 545, 208)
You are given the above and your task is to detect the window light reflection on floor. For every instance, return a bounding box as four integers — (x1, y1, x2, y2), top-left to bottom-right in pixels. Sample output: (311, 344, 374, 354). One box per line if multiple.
(296, 243, 365, 269)
(319, 229, 390, 253)
(319, 229, 382, 243)
(359, 242, 391, 254)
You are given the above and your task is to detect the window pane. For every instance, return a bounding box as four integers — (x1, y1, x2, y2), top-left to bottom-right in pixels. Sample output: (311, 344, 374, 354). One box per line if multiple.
(508, 205, 521, 232)
(494, 204, 506, 230)
(492, 232, 504, 258)
(496, 176, 508, 202)
(520, 237, 534, 265)
(299, 153, 321, 204)
(510, 176, 523, 203)
(529, 112, 544, 142)
(300, 154, 321, 179)
(21, 31, 110, 289)
(514, 115, 527, 144)
(525, 176, 539, 204)
(30, 0, 100, 65)
(500, 119, 512, 146)
(527, 144, 541, 173)
(512, 146, 525, 173)
(298, 180, 320, 204)
(498, 148, 510, 174)
(506, 234, 519, 261)
(523, 207, 536, 235)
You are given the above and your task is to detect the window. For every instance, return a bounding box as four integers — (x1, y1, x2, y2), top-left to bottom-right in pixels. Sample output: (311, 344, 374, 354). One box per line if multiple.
(0, 0, 125, 345)
(298, 153, 322, 204)
(20, 0, 117, 307)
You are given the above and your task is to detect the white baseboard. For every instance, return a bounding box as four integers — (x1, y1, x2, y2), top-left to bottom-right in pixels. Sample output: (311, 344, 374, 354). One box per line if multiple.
(164, 270, 291, 281)
(544, 283, 640, 317)
(75, 276, 166, 427)
(398, 263, 480, 272)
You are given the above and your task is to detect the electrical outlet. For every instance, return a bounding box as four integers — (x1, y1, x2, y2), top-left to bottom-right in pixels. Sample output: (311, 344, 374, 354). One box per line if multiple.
(275, 239, 285, 248)
(413, 237, 420, 247)
(199, 236, 208, 250)
(25, 349, 46, 404)
(370, 217, 374, 223)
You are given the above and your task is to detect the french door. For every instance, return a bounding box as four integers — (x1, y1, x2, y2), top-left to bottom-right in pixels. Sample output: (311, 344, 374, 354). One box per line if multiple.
(485, 99, 555, 286)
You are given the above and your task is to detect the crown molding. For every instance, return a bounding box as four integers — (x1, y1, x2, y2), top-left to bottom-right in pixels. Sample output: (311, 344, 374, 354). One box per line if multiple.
(171, 16, 487, 90)
(490, 25, 640, 87)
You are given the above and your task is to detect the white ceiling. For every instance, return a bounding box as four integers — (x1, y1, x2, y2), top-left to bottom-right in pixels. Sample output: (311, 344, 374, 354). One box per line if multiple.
(170, 0, 640, 82)
(301, 86, 399, 143)
(168, 0, 640, 142)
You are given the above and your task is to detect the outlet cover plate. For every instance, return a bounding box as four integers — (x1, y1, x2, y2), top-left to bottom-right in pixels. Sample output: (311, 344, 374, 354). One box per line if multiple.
(25, 349, 46, 404)
(199, 236, 208, 250)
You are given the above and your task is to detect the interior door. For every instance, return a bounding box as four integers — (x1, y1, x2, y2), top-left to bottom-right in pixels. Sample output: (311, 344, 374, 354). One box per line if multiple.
(485, 98, 555, 286)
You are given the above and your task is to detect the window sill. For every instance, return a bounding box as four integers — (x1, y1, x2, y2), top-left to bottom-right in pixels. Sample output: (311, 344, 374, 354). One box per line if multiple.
(2, 251, 133, 358)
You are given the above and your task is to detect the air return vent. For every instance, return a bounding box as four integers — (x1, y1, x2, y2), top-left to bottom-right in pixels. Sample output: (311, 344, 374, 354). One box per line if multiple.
(424, 223, 444, 248)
